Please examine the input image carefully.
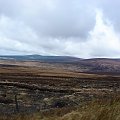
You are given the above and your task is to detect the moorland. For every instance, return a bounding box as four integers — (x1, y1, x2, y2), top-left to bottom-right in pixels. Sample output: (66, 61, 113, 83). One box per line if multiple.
(0, 55, 120, 120)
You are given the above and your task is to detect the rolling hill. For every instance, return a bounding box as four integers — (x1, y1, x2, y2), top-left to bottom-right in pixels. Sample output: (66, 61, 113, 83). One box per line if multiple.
(0, 55, 120, 74)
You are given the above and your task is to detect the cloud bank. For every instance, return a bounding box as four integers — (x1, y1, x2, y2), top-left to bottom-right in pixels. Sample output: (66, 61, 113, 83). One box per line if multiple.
(0, 0, 120, 58)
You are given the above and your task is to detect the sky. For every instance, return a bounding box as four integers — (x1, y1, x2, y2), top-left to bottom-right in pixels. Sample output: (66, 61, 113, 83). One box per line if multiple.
(0, 0, 120, 58)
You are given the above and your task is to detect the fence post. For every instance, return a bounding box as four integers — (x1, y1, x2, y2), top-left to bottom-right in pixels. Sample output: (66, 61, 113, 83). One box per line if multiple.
(13, 87, 19, 112)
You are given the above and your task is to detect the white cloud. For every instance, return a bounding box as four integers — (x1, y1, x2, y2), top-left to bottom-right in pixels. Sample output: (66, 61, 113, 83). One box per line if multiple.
(87, 10, 120, 58)
(0, 1, 120, 58)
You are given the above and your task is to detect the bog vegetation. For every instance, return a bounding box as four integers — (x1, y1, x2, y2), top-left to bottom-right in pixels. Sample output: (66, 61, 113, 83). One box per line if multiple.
(0, 63, 120, 120)
(0, 96, 120, 120)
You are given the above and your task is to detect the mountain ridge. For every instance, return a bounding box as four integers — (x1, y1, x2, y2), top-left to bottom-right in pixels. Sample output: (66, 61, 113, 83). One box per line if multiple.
(1, 55, 120, 74)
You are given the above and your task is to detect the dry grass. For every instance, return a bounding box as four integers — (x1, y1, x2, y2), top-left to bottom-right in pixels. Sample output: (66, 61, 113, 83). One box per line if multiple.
(0, 97, 120, 120)
(0, 62, 120, 119)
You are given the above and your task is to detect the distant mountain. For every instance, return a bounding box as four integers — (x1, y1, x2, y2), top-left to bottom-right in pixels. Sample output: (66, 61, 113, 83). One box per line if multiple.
(1, 55, 120, 73)
(0, 55, 81, 62)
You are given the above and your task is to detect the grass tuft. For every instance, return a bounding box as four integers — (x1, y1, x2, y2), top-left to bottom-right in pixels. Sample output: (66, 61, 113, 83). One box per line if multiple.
(0, 97, 120, 120)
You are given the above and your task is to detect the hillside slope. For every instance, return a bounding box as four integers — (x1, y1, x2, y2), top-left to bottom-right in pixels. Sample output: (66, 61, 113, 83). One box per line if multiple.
(1, 55, 120, 73)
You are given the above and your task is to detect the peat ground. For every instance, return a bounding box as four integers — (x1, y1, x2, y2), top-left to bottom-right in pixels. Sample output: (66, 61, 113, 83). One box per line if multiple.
(0, 62, 120, 114)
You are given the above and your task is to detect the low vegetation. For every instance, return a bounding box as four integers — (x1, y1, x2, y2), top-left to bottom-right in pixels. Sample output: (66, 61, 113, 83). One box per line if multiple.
(0, 61, 120, 120)
(0, 96, 120, 120)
